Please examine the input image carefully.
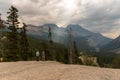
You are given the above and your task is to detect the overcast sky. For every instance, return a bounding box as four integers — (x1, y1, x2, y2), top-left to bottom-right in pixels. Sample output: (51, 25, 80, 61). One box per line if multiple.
(0, 0, 120, 39)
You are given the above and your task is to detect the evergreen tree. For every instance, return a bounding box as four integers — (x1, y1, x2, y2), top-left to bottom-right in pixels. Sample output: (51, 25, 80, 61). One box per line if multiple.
(19, 23, 29, 60)
(5, 6, 20, 61)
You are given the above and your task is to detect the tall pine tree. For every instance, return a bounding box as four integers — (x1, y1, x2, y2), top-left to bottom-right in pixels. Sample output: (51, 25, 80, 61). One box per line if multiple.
(6, 6, 20, 61)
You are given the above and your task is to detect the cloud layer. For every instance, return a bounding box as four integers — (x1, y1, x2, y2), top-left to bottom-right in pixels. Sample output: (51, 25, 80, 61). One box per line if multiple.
(0, 0, 120, 38)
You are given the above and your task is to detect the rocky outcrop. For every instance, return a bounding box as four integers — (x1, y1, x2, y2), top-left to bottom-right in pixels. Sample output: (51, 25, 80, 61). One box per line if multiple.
(79, 55, 99, 66)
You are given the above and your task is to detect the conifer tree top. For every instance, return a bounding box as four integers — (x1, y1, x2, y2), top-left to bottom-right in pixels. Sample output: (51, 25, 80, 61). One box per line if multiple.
(7, 6, 19, 32)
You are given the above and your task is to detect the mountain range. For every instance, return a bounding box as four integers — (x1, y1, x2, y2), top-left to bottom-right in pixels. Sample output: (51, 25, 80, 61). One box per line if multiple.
(2, 21, 120, 54)
(27, 24, 113, 51)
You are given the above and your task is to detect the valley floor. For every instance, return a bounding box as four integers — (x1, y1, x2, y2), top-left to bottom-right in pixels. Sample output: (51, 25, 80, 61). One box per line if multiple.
(0, 61, 120, 80)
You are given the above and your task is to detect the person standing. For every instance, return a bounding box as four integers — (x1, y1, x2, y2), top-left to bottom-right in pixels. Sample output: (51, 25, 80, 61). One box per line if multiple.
(42, 51, 45, 61)
(36, 50, 40, 61)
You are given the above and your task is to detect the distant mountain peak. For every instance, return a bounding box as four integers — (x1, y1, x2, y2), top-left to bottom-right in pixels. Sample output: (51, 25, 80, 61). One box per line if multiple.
(117, 35, 120, 38)
(67, 24, 80, 26)
(67, 24, 86, 31)
(101, 35, 120, 53)
(113, 35, 120, 43)
(67, 24, 82, 29)
(43, 23, 58, 28)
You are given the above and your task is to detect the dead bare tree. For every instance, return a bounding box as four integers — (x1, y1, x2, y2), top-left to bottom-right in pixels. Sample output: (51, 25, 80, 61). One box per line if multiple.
(48, 26, 53, 44)
(67, 27, 73, 64)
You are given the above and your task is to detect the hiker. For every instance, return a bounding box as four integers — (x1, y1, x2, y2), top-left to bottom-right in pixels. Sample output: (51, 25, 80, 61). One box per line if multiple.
(0, 53, 3, 62)
(36, 50, 40, 61)
(42, 51, 45, 61)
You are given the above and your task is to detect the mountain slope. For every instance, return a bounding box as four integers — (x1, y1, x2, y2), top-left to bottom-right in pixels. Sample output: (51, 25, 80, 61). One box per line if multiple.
(86, 33, 112, 47)
(66, 24, 94, 36)
(101, 35, 120, 54)
(27, 24, 112, 50)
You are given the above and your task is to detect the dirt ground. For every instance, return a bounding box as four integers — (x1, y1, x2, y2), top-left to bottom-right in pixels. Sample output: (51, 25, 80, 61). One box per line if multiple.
(0, 61, 120, 80)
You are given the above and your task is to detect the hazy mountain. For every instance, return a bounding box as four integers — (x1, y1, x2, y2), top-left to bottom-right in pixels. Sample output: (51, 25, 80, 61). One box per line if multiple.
(101, 35, 120, 54)
(86, 33, 112, 47)
(27, 24, 67, 43)
(66, 24, 112, 47)
(66, 24, 94, 37)
(27, 24, 112, 51)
